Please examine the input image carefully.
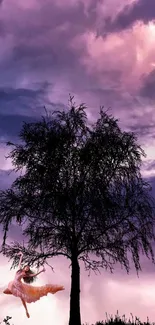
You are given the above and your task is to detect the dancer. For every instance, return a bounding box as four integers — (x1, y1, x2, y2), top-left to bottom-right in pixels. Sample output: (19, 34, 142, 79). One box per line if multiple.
(3, 251, 64, 318)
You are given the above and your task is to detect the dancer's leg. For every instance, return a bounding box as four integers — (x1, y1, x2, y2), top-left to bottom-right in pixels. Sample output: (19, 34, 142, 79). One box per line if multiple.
(3, 288, 12, 294)
(21, 298, 30, 318)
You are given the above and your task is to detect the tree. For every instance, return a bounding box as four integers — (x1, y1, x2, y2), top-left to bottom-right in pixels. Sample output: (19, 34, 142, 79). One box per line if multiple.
(0, 97, 155, 325)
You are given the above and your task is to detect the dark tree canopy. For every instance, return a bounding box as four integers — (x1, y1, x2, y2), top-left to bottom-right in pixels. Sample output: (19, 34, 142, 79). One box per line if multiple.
(0, 97, 155, 325)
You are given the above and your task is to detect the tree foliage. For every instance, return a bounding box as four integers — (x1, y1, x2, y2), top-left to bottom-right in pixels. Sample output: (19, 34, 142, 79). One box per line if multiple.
(0, 97, 155, 325)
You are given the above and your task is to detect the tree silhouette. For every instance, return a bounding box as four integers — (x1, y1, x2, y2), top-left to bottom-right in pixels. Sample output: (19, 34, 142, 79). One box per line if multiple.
(0, 97, 155, 325)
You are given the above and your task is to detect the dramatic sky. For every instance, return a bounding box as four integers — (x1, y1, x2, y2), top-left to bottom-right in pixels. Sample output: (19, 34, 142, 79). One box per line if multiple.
(1, 0, 155, 324)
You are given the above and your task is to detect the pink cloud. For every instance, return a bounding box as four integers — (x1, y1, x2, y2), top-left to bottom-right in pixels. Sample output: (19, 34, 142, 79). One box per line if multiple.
(70, 21, 155, 92)
(1, 255, 155, 325)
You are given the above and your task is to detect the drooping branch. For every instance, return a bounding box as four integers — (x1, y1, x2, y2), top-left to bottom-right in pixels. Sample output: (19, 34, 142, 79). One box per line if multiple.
(1, 242, 70, 270)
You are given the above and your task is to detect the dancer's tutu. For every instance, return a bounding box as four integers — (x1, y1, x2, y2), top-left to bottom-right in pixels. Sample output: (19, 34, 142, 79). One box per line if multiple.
(8, 280, 64, 303)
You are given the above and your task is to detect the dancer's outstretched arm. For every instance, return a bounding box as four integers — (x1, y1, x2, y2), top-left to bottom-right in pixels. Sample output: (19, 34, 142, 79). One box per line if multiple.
(17, 251, 23, 269)
(28, 267, 45, 278)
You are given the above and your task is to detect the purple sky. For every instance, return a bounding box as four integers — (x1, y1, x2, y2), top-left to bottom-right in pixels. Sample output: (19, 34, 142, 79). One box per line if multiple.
(1, 0, 155, 324)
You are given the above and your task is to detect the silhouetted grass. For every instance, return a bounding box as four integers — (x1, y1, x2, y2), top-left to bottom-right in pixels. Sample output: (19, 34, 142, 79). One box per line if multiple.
(82, 311, 155, 325)
(2, 311, 155, 325)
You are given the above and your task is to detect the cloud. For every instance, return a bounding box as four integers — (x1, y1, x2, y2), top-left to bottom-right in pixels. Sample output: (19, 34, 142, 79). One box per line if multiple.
(0, 0, 153, 138)
(0, 83, 66, 141)
(0, 170, 17, 189)
(0, 0, 140, 99)
(1, 249, 155, 325)
(0, 83, 50, 116)
(140, 69, 155, 99)
(107, 0, 155, 33)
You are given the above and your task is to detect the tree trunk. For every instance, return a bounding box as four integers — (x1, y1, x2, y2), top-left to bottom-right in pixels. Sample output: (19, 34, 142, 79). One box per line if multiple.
(69, 254, 81, 325)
